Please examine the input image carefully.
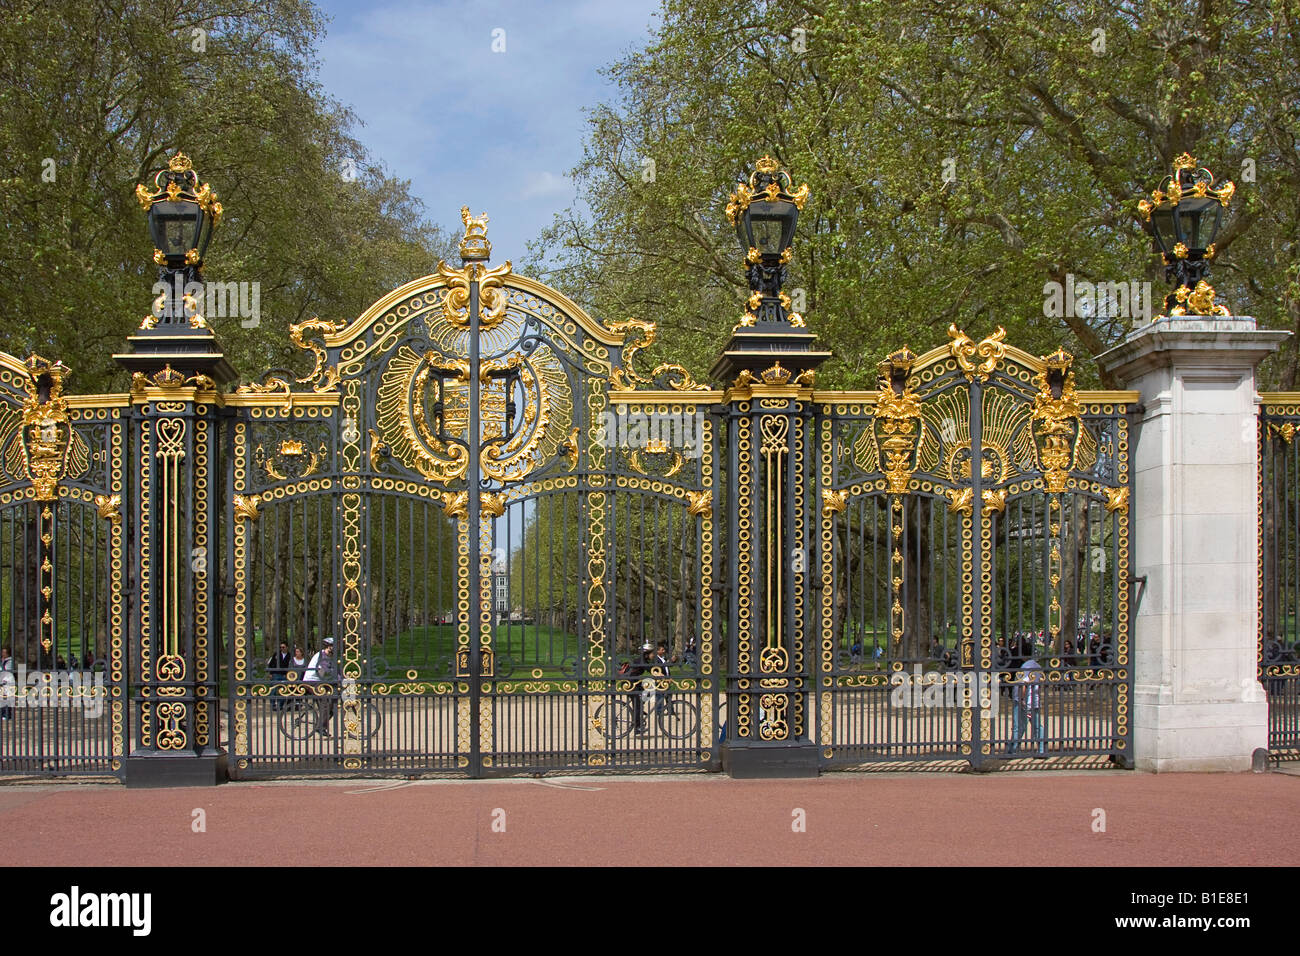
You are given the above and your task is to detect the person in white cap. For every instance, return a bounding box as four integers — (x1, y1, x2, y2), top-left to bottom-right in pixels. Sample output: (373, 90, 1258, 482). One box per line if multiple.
(303, 638, 336, 735)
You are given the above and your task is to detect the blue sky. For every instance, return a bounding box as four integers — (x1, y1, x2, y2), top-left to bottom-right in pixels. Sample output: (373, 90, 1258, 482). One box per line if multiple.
(315, 0, 663, 264)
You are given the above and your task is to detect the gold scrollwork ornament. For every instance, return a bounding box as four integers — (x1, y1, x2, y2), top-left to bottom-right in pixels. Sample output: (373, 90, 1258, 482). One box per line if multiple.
(948, 325, 1007, 381)
(822, 489, 848, 515)
(289, 317, 345, 391)
(687, 490, 712, 519)
(95, 493, 122, 522)
(606, 317, 710, 392)
(234, 494, 262, 521)
(441, 491, 469, 518)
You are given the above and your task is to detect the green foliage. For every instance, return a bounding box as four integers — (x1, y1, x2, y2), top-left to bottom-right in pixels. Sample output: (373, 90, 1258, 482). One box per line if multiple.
(532, 0, 1300, 387)
(509, 486, 705, 656)
(0, 0, 455, 390)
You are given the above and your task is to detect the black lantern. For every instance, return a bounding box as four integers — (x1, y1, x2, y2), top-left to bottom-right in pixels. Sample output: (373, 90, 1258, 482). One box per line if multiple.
(135, 153, 222, 325)
(726, 156, 809, 327)
(1138, 153, 1234, 316)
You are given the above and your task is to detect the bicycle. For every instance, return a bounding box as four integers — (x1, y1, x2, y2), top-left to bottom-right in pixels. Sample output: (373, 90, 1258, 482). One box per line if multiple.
(277, 688, 383, 741)
(592, 680, 700, 741)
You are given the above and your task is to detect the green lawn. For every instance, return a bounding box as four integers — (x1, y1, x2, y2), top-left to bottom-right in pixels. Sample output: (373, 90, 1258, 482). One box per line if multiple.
(237, 624, 587, 682)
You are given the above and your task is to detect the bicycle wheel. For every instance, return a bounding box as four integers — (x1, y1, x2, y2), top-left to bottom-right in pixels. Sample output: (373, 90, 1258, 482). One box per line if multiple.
(278, 703, 313, 741)
(658, 699, 699, 740)
(363, 701, 383, 740)
(594, 700, 635, 740)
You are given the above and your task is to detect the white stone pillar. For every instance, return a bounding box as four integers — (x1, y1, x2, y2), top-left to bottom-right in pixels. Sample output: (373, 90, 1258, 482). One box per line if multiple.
(1099, 317, 1289, 771)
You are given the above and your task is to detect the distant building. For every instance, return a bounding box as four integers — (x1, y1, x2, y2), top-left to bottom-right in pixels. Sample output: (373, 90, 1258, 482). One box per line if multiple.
(493, 570, 509, 623)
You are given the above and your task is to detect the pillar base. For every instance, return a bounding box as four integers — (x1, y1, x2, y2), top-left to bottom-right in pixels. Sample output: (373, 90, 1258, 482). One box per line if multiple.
(1133, 699, 1268, 772)
(125, 752, 228, 788)
(722, 742, 820, 778)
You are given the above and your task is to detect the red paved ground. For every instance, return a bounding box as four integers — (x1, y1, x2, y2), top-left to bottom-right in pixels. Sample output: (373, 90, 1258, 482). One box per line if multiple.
(3, 770, 1297, 867)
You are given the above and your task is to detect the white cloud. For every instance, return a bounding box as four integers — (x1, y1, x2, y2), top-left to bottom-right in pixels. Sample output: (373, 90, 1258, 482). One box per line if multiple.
(518, 170, 570, 201)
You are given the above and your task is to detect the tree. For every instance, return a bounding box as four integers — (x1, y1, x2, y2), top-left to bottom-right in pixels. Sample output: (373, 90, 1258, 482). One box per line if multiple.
(532, 0, 1300, 388)
(0, 0, 455, 390)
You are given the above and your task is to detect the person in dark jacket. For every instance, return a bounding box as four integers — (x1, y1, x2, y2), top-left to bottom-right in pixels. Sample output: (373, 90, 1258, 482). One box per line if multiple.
(268, 642, 292, 711)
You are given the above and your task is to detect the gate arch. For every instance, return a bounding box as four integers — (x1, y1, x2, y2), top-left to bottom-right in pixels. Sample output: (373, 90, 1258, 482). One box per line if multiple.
(226, 239, 719, 777)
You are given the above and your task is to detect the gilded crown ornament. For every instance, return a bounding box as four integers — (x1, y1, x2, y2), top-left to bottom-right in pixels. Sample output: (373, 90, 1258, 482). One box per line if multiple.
(134, 153, 223, 237)
(725, 155, 810, 225)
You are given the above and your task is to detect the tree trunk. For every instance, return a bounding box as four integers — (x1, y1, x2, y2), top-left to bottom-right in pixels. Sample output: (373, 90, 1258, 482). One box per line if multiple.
(1058, 495, 1088, 658)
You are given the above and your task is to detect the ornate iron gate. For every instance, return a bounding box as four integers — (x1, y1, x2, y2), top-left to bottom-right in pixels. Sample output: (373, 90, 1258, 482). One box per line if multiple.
(0, 211, 1139, 779)
(813, 331, 1134, 768)
(1258, 395, 1300, 758)
(225, 217, 719, 778)
(0, 355, 126, 778)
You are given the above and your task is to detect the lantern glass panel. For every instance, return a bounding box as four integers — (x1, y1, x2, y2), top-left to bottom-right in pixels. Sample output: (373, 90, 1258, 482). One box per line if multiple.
(1150, 205, 1176, 255)
(1175, 196, 1219, 252)
(746, 199, 797, 256)
(150, 201, 200, 258)
(750, 214, 784, 254)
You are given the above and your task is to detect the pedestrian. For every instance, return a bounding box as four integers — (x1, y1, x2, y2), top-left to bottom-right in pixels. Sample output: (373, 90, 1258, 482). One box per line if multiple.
(654, 641, 673, 718)
(303, 638, 336, 735)
(622, 643, 652, 734)
(267, 641, 292, 710)
(0, 645, 14, 720)
(1008, 657, 1045, 757)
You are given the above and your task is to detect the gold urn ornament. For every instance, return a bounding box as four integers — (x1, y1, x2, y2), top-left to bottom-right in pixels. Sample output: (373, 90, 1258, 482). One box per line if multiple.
(1029, 349, 1083, 493)
(18, 355, 75, 501)
(871, 347, 924, 495)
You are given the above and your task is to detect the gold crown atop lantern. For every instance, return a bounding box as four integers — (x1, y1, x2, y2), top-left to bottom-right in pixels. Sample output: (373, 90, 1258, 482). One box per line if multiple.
(134, 152, 222, 223)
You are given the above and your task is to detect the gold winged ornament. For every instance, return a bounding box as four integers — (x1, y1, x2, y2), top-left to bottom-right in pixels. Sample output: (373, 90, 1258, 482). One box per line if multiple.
(1, 356, 90, 499)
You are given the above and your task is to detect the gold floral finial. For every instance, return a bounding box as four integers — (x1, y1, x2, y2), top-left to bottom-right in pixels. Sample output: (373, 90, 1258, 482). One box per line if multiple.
(168, 152, 194, 173)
